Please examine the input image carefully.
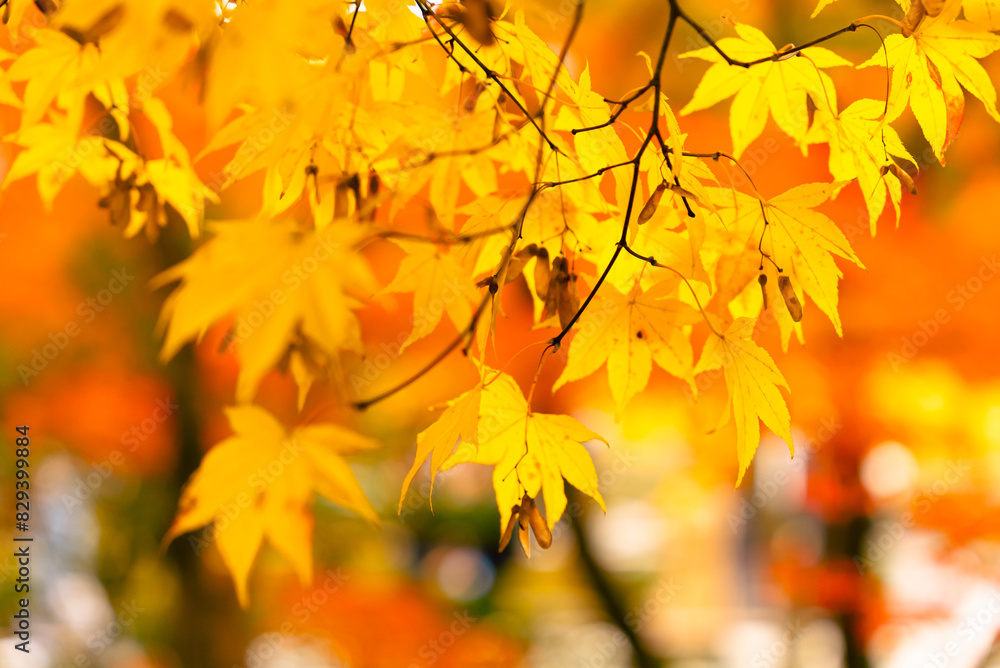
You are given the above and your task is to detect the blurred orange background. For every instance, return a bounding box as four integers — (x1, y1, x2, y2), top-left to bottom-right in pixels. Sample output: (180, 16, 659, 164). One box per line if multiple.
(3, 1, 1000, 667)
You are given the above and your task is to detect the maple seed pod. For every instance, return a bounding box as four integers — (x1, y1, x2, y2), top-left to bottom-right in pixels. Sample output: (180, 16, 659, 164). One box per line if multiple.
(921, 0, 946, 17)
(545, 256, 569, 317)
(463, 82, 487, 112)
(524, 498, 552, 549)
(513, 496, 536, 555)
(902, 0, 926, 37)
(107, 189, 132, 228)
(35, 0, 60, 14)
(506, 244, 536, 284)
(334, 184, 352, 218)
(881, 163, 918, 196)
(557, 273, 580, 330)
(499, 506, 519, 552)
(505, 258, 525, 283)
(775, 43, 797, 62)
(638, 182, 667, 225)
(667, 183, 697, 201)
(534, 247, 551, 301)
(333, 15, 349, 38)
(517, 243, 539, 259)
(758, 274, 768, 311)
(440, 0, 496, 46)
(136, 183, 157, 215)
(164, 8, 194, 32)
(558, 280, 580, 329)
(778, 275, 803, 322)
(71, 5, 125, 44)
(806, 95, 818, 132)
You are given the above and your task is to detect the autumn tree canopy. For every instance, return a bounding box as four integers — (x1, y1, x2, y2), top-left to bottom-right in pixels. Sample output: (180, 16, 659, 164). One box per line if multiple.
(2, 0, 998, 609)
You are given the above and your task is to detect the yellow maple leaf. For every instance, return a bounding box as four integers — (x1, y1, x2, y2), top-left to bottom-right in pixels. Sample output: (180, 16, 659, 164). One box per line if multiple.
(809, 0, 841, 17)
(440, 370, 607, 539)
(965, 0, 1000, 30)
(554, 61, 630, 188)
(5, 28, 100, 127)
(0, 49, 21, 109)
(86, 140, 217, 239)
(203, 0, 342, 128)
(859, 3, 1000, 164)
(805, 98, 917, 232)
(3, 0, 40, 46)
(383, 102, 504, 227)
(1, 116, 106, 208)
(154, 219, 377, 402)
(679, 23, 851, 158)
(694, 317, 792, 485)
(382, 240, 481, 351)
(164, 405, 379, 606)
(553, 278, 700, 419)
(53, 0, 216, 81)
(708, 182, 864, 337)
(143, 158, 218, 238)
(504, 9, 575, 96)
(398, 382, 482, 512)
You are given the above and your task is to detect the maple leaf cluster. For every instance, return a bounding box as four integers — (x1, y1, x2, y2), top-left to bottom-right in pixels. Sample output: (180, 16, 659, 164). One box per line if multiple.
(2, 0, 997, 602)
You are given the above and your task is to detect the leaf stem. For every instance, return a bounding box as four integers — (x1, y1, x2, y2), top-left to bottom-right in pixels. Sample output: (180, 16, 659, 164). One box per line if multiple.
(619, 243, 724, 338)
(853, 14, 906, 30)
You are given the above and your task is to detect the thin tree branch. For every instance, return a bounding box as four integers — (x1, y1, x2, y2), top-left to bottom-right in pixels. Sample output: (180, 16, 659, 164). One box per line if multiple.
(413, 0, 565, 154)
(352, 292, 492, 410)
(671, 2, 860, 68)
(569, 489, 665, 668)
(550, 11, 679, 350)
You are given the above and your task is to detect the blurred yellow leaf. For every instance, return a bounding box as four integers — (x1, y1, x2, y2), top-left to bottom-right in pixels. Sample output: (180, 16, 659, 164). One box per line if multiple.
(154, 220, 377, 402)
(165, 405, 379, 606)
